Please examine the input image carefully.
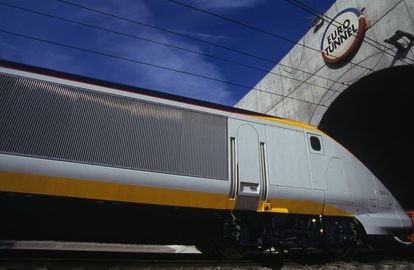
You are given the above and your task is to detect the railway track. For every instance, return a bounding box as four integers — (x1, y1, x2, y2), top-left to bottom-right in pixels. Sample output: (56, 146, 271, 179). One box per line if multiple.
(0, 246, 413, 269)
(1, 251, 258, 269)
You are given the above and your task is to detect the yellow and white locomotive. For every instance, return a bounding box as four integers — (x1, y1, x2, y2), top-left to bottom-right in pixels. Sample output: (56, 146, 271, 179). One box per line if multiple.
(0, 61, 412, 258)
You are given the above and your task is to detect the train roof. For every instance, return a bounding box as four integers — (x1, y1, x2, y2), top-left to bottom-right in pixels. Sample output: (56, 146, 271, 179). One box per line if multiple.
(0, 60, 320, 132)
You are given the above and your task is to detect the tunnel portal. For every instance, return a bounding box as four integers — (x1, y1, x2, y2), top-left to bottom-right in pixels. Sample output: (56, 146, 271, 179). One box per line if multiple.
(319, 65, 414, 209)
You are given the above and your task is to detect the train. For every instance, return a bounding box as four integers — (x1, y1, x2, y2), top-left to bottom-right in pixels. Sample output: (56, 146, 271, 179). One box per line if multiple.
(0, 60, 412, 259)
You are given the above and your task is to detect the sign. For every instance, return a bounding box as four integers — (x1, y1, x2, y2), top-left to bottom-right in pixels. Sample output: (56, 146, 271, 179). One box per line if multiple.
(321, 8, 366, 64)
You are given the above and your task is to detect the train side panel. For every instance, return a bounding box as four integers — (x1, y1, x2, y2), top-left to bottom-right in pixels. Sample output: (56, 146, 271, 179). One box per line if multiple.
(264, 125, 325, 215)
(0, 66, 237, 215)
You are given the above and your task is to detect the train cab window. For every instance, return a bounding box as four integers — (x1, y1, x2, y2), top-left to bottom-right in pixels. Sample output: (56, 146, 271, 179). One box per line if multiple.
(308, 133, 324, 154)
(310, 136, 321, 151)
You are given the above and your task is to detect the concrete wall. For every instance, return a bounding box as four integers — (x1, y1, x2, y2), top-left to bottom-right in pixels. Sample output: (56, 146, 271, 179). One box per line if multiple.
(235, 0, 414, 126)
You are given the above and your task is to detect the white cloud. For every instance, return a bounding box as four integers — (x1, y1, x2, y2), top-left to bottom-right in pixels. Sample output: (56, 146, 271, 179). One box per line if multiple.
(171, 29, 232, 43)
(102, 31, 234, 104)
(83, 1, 237, 105)
(0, 1, 239, 105)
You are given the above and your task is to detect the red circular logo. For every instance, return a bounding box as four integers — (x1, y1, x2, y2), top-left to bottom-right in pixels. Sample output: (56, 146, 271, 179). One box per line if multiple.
(321, 8, 366, 64)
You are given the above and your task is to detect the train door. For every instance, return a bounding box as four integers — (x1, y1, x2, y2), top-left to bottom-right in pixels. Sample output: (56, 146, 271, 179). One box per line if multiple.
(228, 119, 267, 211)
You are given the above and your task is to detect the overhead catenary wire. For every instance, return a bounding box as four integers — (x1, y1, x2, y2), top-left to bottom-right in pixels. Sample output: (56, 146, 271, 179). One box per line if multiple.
(0, 28, 328, 108)
(168, 0, 321, 53)
(167, 0, 374, 71)
(46, 1, 342, 111)
(168, 0, 414, 115)
(0, 1, 344, 91)
(286, 0, 405, 53)
(285, 0, 414, 64)
(54, 0, 280, 65)
(53, 0, 349, 86)
(287, 0, 414, 64)
(167, 0, 347, 111)
(279, 0, 405, 121)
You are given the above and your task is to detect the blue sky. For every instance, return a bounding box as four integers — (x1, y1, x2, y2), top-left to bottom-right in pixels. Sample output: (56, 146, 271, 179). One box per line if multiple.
(0, 0, 335, 105)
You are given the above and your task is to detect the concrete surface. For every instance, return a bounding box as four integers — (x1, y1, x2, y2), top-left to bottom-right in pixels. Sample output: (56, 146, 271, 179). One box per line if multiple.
(235, 0, 414, 127)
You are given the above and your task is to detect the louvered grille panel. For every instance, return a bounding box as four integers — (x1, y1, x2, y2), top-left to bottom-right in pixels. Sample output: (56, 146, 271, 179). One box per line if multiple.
(0, 73, 228, 180)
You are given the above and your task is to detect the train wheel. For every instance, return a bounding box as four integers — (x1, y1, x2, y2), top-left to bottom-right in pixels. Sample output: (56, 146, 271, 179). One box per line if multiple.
(323, 218, 360, 258)
(324, 242, 355, 258)
(213, 230, 248, 260)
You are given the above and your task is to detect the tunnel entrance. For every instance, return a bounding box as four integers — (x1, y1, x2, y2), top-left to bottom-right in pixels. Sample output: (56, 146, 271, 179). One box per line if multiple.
(319, 65, 414, 210)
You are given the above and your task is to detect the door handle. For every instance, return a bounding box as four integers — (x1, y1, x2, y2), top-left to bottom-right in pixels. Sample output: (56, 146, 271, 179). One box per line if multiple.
(239, 182, 259, 194)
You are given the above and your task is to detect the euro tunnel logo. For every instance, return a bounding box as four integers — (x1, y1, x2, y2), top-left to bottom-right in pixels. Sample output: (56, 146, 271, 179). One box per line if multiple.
(321, 8, 366, 64)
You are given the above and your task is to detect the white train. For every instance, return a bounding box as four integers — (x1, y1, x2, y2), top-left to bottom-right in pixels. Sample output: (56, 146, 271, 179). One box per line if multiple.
(0, 61, 412, 259)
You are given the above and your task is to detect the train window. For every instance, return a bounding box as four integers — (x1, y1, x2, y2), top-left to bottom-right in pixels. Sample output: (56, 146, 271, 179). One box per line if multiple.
(310, 136, 321, 151)
(307, 133, 324, 154)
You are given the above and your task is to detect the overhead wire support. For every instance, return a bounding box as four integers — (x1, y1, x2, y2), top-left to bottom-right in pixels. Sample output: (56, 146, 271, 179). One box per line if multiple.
(167, 0, 374, 71)
(0, 1, 344, 91)
(0, 28, 327, 108)
(285, 0, 414, 64)
(53, 0, 348, 87)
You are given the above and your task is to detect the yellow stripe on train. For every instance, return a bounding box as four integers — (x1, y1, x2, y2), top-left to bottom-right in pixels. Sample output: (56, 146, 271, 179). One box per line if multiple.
(0, 171, 232, 210)
(0, 171, 351, 217)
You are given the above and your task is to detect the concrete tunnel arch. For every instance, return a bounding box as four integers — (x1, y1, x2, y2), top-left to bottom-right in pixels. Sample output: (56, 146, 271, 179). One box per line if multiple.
(319, 65, 414, 209)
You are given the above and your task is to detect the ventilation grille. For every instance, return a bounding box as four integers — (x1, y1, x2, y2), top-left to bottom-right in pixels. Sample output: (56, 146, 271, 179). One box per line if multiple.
(0, 73, 228, 180)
